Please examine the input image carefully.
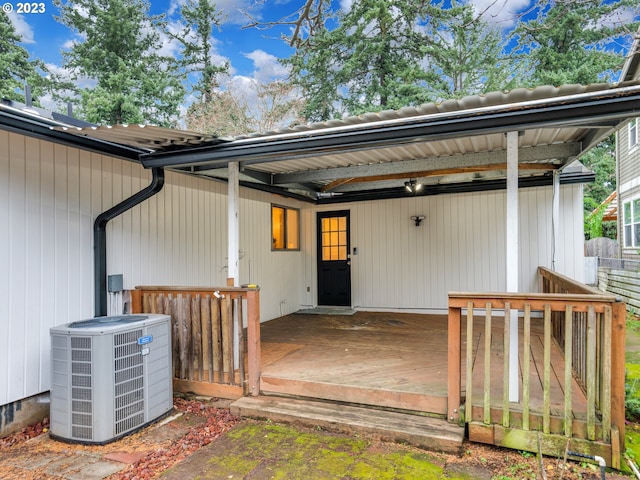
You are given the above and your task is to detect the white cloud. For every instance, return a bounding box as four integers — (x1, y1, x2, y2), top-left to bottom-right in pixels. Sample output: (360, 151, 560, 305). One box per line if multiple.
(244, 49, 289, 83)
(340, 0, 354, 12)
(467, 0, 533, 29)
(7, 12, 35, 43)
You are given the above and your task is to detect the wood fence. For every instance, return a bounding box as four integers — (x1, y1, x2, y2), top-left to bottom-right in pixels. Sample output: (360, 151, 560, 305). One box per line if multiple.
(130, 286, 261, 399)
(598, 268, 640, 312)
(448, 268, 626, 468)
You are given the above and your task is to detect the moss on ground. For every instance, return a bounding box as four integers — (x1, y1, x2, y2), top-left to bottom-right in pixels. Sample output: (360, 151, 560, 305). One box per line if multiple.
(200, 422, 465, 479)
(626, 325, 640, 468)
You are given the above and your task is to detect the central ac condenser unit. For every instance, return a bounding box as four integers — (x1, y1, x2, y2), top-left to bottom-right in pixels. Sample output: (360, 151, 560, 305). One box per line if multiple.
(50, 314, 173, 444)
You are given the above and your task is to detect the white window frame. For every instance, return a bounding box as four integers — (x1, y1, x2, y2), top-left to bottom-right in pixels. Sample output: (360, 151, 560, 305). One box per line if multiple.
(630, 118, 639, 151)
(623, 195, 640, 249)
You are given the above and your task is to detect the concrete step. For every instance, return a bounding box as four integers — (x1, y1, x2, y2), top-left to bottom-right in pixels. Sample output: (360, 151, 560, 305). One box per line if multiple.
(230, 395, 464, 455)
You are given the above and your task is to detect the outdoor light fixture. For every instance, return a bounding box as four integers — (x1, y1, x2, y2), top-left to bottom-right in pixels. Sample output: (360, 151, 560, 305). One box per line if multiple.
(410, 215, 425, 227)
(404, 179, 422, 194)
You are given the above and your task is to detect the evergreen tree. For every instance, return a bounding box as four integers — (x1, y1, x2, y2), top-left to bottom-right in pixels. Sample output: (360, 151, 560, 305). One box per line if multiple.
(0, 11, 49, 103)
(516, 0, 640, 86)
(286, 0, 446, 120)
(420, 2, 516, 99)
(167, 0, 229, 99)
(54, 0, 185, 126)
(285, 0, 513, 121)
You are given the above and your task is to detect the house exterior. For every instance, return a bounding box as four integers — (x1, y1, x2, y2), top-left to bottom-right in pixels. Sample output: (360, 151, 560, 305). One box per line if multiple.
(617, 117, 640, 258)
(2, 75, 640, 462)
(617, 37, 640, 259)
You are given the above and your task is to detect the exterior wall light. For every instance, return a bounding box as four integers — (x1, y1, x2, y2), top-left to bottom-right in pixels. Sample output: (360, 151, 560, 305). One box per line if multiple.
(410, 215, 425, 227)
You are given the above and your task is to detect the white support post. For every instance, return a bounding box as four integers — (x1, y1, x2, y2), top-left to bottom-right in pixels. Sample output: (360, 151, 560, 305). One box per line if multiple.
(506, 131, 519, 402)
(228, 162, 240, 287)
(552, 170, 560, 271)
(228, 162, 240, 369)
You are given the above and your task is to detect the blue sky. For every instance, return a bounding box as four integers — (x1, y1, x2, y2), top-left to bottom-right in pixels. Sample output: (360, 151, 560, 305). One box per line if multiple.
(7, 0, 300, 79)
(6, 0, 548, 80)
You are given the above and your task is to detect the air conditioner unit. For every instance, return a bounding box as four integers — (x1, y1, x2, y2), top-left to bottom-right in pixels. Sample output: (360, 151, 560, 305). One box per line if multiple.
(50, 314, 173, 444)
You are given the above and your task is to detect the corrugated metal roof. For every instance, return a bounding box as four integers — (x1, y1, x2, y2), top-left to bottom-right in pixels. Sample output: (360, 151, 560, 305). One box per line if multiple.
(237, 83, 620, 140)
(54, 124, 224, 152)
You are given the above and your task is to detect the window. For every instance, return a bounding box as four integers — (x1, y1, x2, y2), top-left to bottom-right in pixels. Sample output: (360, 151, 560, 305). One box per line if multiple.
(630, 118, 638, 150)
(320, 215, 348, 261)
(271, 205, 300, 250)
(623, 197, 640, 248)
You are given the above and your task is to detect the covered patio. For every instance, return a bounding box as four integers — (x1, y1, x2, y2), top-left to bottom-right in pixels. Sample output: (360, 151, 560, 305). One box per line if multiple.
(131, 266, 625, 465)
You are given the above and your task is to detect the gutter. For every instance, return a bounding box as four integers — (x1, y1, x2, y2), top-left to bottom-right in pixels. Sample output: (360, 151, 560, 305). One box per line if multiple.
(94, 167, 165, 317)
(0, 105, 143, 161)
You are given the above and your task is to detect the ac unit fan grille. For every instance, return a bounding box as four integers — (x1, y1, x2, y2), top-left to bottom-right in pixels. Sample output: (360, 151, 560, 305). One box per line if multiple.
(114, 329, 145, 435)
(70, 336, 93, 439)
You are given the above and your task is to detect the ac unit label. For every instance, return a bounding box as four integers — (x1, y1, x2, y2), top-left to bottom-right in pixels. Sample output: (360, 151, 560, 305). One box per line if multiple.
(138, 335, 153, 345)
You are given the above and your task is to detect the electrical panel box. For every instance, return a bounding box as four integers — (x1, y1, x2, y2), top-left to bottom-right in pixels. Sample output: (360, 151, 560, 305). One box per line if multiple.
(107, 274, 123, 292)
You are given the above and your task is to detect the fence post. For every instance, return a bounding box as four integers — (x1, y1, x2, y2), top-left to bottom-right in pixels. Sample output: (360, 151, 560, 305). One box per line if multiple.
(130, 288, 142, 313)
(246, 289, 261, 396)
(610, 300, 627, 469)
(448, 304, 461, 424)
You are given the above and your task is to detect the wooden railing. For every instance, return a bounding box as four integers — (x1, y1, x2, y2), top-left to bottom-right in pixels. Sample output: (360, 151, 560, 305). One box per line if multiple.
(130, 286, 260, 399)
(448, 270, 626, 468)
(539, 267, 625, 414)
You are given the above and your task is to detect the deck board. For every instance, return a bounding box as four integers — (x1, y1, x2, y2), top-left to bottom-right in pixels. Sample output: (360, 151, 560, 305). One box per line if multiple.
(258, 311, 589, 420)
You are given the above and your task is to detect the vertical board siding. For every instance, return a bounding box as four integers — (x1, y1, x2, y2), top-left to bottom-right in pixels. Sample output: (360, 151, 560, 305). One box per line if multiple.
(1, 133, 303, 406)
(2, 129, 585, 406)
(307, 185, 583, 311)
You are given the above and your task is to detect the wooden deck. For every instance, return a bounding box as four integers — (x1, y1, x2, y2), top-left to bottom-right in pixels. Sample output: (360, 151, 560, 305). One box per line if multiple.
(258, 310, 589, 422)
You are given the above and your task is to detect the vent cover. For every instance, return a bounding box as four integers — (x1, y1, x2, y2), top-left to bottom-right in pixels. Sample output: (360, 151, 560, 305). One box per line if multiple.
(114, 329, 145, 435)
(70, 336, 93, 439)
(50, 314, 172, 444)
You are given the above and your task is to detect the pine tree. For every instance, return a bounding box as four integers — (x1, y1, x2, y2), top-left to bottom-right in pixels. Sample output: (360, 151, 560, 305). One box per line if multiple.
(167, 0, 229, 99)
(0, 11, 49, 103)
(420, 1, 516, 99)
(54, 0, 185, 126)
(285, 0, 513, 121)
(516, 0, 640, 86)
(286, 0, 445, 120)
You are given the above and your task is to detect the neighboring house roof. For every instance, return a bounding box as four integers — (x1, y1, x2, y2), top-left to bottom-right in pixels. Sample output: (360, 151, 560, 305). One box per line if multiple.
(590, 191, 618, 222)
(4, 80, 640, 203)
(622, 36, 640, 83)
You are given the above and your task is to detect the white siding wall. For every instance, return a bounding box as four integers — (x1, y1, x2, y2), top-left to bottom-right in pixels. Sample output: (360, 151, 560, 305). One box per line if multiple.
(304, 185, 584, 311)
(0, 131, 303, 406)
(0, 128, 585, 406)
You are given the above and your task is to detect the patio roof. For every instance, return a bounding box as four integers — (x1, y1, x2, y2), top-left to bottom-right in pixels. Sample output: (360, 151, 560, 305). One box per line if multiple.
(4, 80, 640, 204)
(59, 82, 640, 203)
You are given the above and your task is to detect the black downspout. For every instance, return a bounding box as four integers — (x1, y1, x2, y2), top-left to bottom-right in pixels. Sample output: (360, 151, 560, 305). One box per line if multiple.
(94, 167, 165, 317)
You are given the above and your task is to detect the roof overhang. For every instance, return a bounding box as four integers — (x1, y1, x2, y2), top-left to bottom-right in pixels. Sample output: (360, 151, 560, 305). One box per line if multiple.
(141, 83, 640, 203)
(3, 82, 640, 204)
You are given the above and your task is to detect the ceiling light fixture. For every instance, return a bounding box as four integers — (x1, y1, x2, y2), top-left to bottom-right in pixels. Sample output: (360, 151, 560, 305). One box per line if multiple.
(404, 179, 422, 194)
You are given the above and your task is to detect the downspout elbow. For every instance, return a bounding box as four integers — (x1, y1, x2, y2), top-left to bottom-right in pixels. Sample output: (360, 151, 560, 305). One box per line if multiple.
(94, 167, 165, 317)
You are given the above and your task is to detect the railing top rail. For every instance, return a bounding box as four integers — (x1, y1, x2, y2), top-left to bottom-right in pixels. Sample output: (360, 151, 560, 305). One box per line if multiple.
(449, 291, 620, 302)
(538, 266, 604, 295)
(134, 285, 259, 294)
